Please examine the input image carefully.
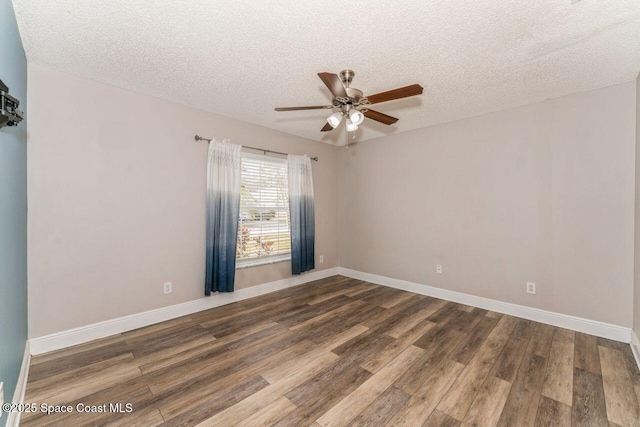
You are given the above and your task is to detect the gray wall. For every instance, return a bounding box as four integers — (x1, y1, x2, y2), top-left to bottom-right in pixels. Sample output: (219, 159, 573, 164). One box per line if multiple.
(339, 82, 636, 328)
(27, 63, 339, 338)
(0, 0, 28, 422)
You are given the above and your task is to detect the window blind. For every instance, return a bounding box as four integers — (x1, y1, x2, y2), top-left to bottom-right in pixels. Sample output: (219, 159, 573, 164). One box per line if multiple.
(237, 154, 291, 265)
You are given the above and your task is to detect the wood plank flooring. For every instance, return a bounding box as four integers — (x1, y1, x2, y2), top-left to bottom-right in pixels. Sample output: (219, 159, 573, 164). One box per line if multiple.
(20, 275, 640, 426)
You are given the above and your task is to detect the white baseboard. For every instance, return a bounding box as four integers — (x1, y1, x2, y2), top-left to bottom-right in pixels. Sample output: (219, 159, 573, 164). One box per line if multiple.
(29, 268, 339, 355)
(27, 266, 635, 355)
(6, 341, 31, 427)
(338, 267, 632, 343)
(631, 330, 640, 372)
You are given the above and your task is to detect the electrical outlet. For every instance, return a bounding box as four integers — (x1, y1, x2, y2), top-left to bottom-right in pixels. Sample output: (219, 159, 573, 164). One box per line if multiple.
(319, 255, 324, 263)
(436, 264, 442, 274)
(526, 282, 536, 294)
(163, 282, 172, 294)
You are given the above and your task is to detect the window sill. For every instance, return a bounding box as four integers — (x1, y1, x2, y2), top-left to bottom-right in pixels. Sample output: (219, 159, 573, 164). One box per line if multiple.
(236, 254, 291, 269)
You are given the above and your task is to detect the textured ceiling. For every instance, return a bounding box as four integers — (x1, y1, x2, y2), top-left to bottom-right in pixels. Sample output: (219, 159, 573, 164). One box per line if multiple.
(12, 0, 640, 144)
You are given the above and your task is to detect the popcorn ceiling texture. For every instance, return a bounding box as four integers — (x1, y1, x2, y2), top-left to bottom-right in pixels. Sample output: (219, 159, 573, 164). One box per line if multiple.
(12, 0, 640, 144)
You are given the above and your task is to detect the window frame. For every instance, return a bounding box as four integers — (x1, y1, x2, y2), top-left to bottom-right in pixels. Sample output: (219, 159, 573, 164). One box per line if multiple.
(235, 152, 291, 269)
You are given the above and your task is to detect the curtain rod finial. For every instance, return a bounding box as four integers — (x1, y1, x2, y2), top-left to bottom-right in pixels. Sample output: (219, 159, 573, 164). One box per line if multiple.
(195, 135, 212, 143)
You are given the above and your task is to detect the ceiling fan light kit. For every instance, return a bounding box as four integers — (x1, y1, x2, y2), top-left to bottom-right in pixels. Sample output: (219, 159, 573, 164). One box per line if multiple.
(275, 70, 423, 135)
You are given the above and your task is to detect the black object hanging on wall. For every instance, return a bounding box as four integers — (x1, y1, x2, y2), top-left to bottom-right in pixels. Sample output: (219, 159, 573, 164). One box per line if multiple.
(0, 78, 24, 128)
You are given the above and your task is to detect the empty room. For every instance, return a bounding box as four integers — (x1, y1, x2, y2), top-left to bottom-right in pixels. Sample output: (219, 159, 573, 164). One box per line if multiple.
(2, 0, 640, 426)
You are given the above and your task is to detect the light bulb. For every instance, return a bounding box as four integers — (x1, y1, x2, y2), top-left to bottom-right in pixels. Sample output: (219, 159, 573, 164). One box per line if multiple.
(327, 112, 343, 128)
(349, 109, 364, 125)
(345, 118, 358, 132)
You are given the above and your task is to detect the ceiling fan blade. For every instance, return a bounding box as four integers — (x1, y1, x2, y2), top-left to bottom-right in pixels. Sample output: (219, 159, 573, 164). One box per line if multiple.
(275, 105, 333, 111)
(318, 72, 348, 98)
(364, 109, 399, 125)
(321, 122, 333, 132)
(366, 84, 423, 105)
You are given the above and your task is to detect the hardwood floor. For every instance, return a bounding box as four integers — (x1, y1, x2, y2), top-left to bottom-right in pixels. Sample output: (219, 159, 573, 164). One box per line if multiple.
(20, 275, 640, 426)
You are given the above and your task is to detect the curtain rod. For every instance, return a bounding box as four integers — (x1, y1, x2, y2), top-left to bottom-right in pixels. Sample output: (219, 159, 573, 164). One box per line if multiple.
(194, 135, 318, 161)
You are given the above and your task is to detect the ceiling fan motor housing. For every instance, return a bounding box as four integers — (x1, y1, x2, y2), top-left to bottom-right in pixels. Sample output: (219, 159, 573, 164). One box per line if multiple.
(334, 88, 365, 107)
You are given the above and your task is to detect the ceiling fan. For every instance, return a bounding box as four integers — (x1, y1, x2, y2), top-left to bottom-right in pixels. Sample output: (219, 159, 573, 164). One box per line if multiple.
(275, 70, 423, 133)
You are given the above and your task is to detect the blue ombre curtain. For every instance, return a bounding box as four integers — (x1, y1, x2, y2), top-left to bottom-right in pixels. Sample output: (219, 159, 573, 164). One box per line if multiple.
(288, 155, 315, 275)
(205, 140, 242, 295)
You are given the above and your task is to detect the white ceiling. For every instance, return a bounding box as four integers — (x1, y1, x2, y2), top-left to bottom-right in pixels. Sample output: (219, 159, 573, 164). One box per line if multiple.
(12, 0, 640, 144)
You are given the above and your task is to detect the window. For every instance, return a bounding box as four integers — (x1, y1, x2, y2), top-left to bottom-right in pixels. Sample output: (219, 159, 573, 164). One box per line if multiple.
(236, 153, 291, 267)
